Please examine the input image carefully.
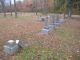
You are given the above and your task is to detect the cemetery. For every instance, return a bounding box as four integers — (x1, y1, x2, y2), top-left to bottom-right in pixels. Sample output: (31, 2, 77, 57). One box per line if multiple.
(0, 0, 80, 60)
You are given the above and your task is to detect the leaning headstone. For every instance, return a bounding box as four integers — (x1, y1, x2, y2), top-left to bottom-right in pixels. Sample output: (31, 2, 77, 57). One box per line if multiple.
(3, 40, 19, 55)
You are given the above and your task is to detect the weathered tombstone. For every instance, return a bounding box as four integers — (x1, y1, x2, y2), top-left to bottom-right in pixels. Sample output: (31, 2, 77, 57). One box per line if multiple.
(48, 24, 55, 30)
(42, 16, 49, 30)
(44, 16, 48, 27)
(41, 28, 49, 34)
(3, 40, 19, 55)
(39, 17, 45, 21)
(39, 16, 48, 22)
(16, 40, 28, 48)
(40, 16, 49, 34)
(54, 14, 60, 23)
(3, 40, 27, 55)
(54, 14, 62, 26)
(59, 14, 64, 23)
(49, 14, 55, 25)
(49, 14, 59, 25)
(44, 15, 56, 31)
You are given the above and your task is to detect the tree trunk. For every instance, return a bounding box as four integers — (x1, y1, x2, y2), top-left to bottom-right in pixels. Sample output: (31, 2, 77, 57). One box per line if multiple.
(68, 9, 72, 18)
(14, 0, 17, 18)
(67, 0, 72, 18)
(43, 0, 48, 14)
(35, 0, 37, 15)
(1, 0, 6, 17)
(10, 0, 12, 16)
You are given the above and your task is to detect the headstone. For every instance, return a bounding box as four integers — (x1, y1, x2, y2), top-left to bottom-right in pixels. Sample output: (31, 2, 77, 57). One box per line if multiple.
(49, 14, 59, 25)
(48, 24, 55, 29)
(40, 17, 45, 21)
(3, 40, 19, 55)
(39, 16, 47, 22)
(41, 28, 49, 34)
(54, 14, 60, 23)
(16, 40, 28, 48)
(59, 14, 64, 23)
(49, 14, 55, 25)
(3, 40, 27, 55)
(44, 16, 48, 27)
(58, 19, 64, 23)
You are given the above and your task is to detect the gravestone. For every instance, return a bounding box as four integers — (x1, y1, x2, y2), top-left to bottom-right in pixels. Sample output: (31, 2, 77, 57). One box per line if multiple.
(44, 16, 49, 27)
(3, 40, 26, 55)
(54, 14, 60, 23)
(59, 14, 64, 23)
(49, 14, 59, 25)
(47, 14, 59, 28)
(41, 28, 49, 34)
(39, 16, 48, 22)
(48, 24, 55, 29)
(16, 40, 28, 48)
(39, 16, 50, 34)
(3, 40, 19, 55)
(49, 14, 55, 25)
(39, 17, 45, 21)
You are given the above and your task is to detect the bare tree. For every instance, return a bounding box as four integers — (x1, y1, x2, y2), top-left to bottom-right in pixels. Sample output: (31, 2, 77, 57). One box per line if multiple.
(10, 0, 12, 16)
(0, 0, 6, 17)
(67, 0, 72, 18)
(43, 0, 48, 14)
(33, 0, 38, 15)
(14, 0, 17, 17)
(35, 0, 37, 15)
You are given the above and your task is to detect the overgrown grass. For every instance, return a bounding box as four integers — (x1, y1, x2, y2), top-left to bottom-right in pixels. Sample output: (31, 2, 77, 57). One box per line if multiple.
(16, 46, 68, 60)
(54, 27, 80, 60)
(16, 23, 80, 60)
(55, 29, 73, 40)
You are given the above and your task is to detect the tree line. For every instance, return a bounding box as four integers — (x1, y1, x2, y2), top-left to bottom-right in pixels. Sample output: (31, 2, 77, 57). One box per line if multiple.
(0, 0, 73, 17)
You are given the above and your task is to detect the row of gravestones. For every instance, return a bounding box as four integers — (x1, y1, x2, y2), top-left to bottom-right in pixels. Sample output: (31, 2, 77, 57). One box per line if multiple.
(40, 14, 64, 34)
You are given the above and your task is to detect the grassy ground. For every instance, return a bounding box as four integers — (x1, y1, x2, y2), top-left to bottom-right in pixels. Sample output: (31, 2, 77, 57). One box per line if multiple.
(0, 13, 80, 60)
(16, 17, 80, 60)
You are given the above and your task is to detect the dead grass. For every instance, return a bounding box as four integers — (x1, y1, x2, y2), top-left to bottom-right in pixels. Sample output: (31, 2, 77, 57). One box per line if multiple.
(0, 13, 80, 60)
